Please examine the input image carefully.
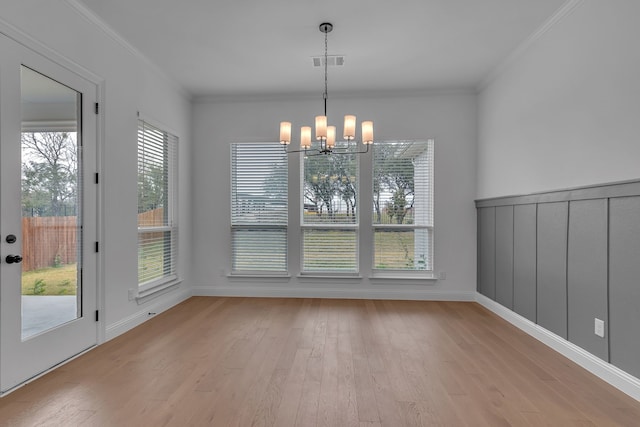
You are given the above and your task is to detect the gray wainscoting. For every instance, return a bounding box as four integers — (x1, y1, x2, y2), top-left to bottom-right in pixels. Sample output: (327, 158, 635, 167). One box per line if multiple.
(495, 206, 514, 309)
(476, 180, 640, 379)
(567, 199, 608, 362)
(609, 197, 640, 379)
(477, 207, 496, 300)
(537, 201, 569, 339)
(513, 204, 537, 322)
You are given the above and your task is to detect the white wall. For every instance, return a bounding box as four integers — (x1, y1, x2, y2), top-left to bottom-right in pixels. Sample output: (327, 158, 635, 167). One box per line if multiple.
(0, 0, 192, 338)
(192, 92, 477, 299)
(477, 0, 640, 199)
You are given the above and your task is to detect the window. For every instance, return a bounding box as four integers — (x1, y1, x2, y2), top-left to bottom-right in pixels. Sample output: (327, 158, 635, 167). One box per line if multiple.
(137, 119, 178, 290)
(229, 139, 434, 277)
(302, 144, 358, 273)
(373, 140, 433, 272)
(231, 143, 288, 272)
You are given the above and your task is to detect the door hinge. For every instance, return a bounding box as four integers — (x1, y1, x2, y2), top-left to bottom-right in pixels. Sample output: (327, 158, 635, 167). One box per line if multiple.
(94, 241, 99, 253)
(95, 310, 99, 322)
(95, 103, 99, 114)
(95, 172, 99, 184)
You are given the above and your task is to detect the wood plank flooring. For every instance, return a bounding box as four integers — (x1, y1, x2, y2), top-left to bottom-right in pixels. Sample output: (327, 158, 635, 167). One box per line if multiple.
(1, 297, 639, 426)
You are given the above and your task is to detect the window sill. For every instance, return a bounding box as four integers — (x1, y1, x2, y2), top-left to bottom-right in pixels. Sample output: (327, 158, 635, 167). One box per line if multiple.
(297, 273, 363, 280)
(135, 278, 182, 304)
(228, 273, 292, 282)
(370, 271, 438, 281)
(222, 271, 437, 282)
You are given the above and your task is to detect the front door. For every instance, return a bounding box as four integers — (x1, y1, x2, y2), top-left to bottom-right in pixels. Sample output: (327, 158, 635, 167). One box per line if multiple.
(0, 34, 98, 394)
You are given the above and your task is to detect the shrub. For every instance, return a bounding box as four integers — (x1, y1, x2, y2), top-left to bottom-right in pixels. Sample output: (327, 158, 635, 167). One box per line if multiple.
(33, 279, 46, 295)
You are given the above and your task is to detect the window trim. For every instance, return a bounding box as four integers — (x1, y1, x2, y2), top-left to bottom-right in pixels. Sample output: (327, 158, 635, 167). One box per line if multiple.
(227, 139, 435, 281)
(300, 143, 360, 274)
(371, 139, 435, 277)
(230, 142, 288, 273)
(137, 116, 180, 294)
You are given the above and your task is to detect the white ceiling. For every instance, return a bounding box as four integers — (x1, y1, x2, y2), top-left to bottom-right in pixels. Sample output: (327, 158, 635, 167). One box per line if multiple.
(76, 0, 567, 98)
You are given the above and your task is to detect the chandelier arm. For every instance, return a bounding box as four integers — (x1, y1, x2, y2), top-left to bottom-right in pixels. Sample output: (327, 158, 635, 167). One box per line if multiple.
(281, 146, 327, 156)
(325, 144, 371, 155)
(282, 146, 309, 154)
(282, 145, 369, 156)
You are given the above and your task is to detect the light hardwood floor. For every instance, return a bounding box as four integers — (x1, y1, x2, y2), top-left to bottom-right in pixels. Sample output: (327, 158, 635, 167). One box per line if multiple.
(1, 297, 639, 426)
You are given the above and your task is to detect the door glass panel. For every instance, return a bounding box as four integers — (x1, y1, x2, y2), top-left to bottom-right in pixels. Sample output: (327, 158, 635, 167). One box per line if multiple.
(20, 66, 82, 340)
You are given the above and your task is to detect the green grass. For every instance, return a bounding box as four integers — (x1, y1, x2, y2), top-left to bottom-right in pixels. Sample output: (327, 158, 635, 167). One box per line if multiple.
(303, 229, 358, 271)
(301, 229, 424, 271)
(138, 237, 170, 284)
(374, 230, 416, 269)
(21, 264, 77, 296)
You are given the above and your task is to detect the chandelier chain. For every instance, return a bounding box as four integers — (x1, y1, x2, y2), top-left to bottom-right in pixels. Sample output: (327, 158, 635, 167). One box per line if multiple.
(324, 27, 328, 116)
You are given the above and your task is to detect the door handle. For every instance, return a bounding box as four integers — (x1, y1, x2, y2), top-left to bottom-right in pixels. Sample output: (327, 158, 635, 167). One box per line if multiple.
(5, 255, 23, 264)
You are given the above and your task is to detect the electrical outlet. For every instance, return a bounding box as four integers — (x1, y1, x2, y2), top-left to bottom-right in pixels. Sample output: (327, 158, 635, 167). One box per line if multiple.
(594, 318, 605, 338)
(128, 289, 136, 301)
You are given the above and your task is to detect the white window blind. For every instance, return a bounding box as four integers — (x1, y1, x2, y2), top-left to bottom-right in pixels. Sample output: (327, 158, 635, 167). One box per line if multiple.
(373, 140, 433, 271)
(302, 145, 358, 272)
(231, 143, 288, 272)
(137, 119, 178, 289)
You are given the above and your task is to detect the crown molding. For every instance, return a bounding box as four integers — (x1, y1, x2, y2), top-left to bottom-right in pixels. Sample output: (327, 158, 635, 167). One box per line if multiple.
(477, 0, 584, 92)
(63, 0, 191, 100)
(193, 87, 477, 105)
(0, 16, 103, 85)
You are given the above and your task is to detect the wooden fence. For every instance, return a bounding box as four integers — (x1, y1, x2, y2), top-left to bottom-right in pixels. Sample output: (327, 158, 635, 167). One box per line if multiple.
(138, 207, 165, 228)
(21, 208, 165, 271)
(137, 208, 166, 247)
(22, 216, 77, 271)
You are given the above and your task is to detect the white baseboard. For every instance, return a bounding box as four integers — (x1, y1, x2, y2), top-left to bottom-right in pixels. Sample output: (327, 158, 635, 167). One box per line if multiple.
(105, 287, 192, 341)
(476, 293, 640, 402)
(192, 285, 475, 301)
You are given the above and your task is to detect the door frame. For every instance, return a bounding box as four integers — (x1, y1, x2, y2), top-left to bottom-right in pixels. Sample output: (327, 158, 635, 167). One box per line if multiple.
(0, 23, 105, 395)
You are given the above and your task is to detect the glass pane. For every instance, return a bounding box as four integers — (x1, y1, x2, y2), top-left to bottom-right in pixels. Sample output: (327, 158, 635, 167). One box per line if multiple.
(20, 66, 81, 340)
(137, 122, 169, 227)
(373, 141, 433, 226)
(138, 231, 176, 285)
(231, 143, 288, 226)
(374, 228, 432, 270)
(303, 229, 357, 272)
(303, 146, 357, 225)
(137, 120, 178, 287)
(232, 229, 287, 272)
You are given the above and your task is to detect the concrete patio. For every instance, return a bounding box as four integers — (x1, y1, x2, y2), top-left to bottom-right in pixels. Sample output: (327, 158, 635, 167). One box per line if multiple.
(22, 295, 77, 339)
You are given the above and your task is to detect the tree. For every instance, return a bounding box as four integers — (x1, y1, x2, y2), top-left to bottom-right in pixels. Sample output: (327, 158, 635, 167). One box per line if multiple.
(21, 132, 77, 217)
(261, 160, 288, 220)
(263, 162, 288, 202)
(373, 143, 415, 224)
(138, 163, 166, 213)
(303, 152, 357, 222)
(304, 155, 336, 220)
(385, 189, 410, 224)
(330, 153, 357, 222)
(373, 144, 394, 222)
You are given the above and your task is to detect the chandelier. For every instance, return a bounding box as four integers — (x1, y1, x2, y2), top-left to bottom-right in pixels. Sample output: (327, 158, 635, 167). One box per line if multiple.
(279, 22, 374, 155)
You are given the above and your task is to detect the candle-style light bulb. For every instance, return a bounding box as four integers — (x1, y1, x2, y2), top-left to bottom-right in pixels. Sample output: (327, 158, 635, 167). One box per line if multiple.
(362, 121, 374, 145)
(315, 116, 327, 140)
(326, 126, 336, 149)
(279, 121, 291, 145)
(301, 126, 312, 149)
(343, 115, 356, 140)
